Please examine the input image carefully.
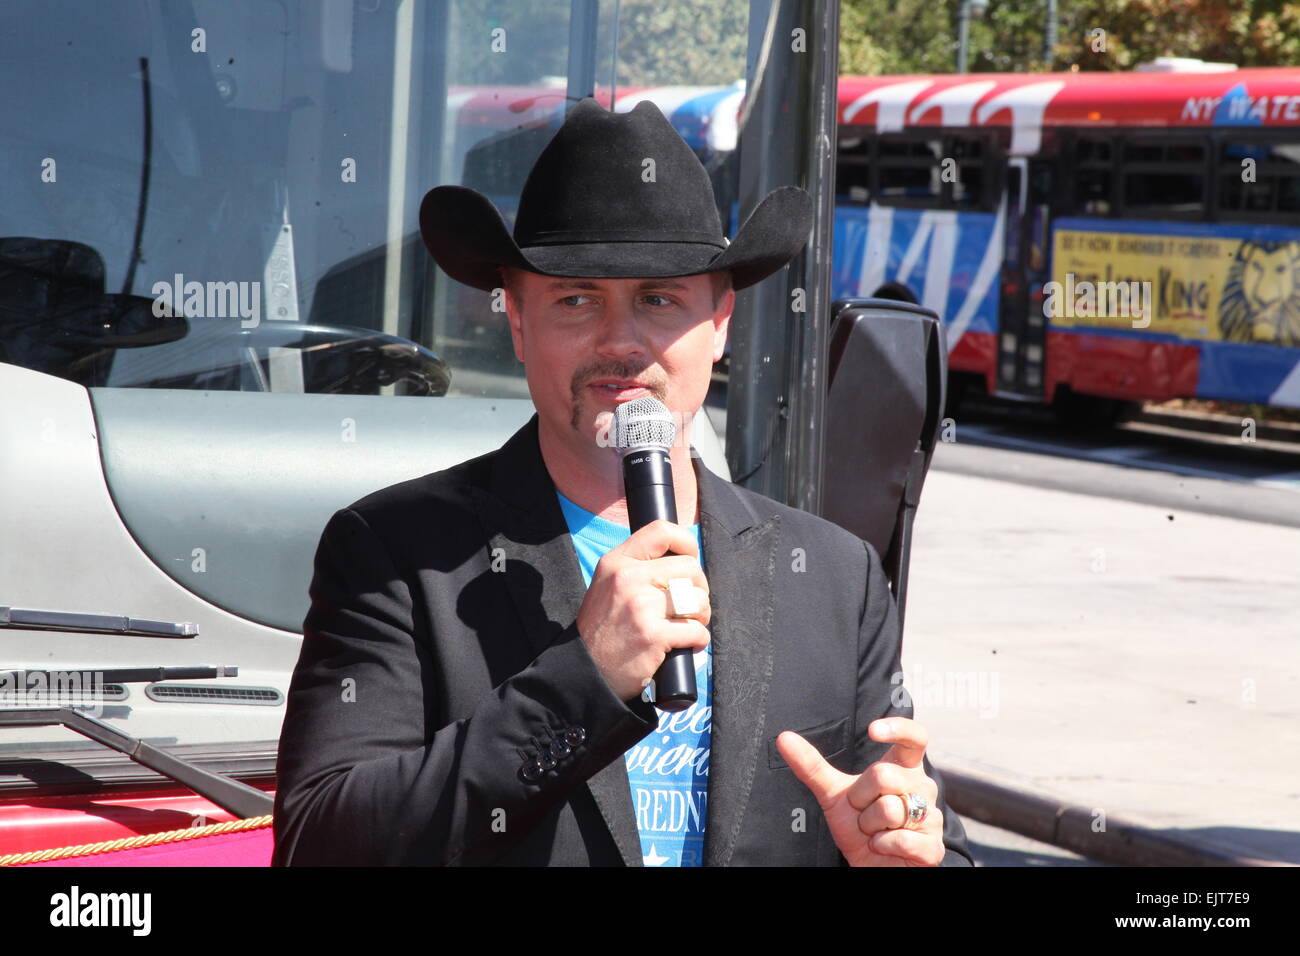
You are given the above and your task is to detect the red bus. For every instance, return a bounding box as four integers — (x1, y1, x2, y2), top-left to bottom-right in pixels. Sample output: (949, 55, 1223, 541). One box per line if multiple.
(833, 68, 1300, 423)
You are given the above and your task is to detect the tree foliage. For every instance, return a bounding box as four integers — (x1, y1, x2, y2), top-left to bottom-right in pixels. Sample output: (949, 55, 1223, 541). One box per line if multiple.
(839, 0, 1300, 75)
(435, 1, 1299, 88)
(448, 0, 747, 88)
(609, 0, 748, 86)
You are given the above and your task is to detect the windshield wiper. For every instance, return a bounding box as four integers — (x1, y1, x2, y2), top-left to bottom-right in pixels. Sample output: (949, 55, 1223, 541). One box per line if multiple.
(0, 706, 273, 818)
(0, 606, 197, 638)
(1, 663, 270, 817)
(1, 665, 236, 685)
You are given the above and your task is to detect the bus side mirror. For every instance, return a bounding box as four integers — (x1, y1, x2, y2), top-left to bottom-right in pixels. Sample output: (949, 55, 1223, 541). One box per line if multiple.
(821, 298, 948, 631)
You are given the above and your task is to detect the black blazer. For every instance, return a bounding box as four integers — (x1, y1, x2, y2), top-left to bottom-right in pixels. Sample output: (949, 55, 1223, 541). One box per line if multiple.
(272, 414, 974, 866)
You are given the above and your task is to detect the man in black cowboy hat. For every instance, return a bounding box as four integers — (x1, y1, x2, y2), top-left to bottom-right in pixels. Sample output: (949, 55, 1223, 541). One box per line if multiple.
(272, 98, 973, 866)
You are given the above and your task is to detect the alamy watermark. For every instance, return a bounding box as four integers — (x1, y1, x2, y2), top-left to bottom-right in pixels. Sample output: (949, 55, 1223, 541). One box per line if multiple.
(0, 669, 108, 718)
(891, 665, 1000, 719)
(49, 886, 151, 936)
(151, 274, 263, 328)
(1044, 273, 1152, 328)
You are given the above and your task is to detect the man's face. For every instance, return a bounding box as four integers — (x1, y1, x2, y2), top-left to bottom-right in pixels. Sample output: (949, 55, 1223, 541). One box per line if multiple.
(503, 270, 733, 457)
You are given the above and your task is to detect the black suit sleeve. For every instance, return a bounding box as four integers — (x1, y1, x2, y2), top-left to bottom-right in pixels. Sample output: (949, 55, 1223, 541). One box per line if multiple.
(841, 539, 976, 867)
(272, 507, 659, 866)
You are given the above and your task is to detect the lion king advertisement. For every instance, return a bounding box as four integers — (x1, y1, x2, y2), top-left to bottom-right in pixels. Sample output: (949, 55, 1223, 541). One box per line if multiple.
(1050, 225, 1300, 347)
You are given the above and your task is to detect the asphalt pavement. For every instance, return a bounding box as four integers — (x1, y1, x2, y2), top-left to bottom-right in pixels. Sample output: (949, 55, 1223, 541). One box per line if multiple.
(909, 442, 1300, 866)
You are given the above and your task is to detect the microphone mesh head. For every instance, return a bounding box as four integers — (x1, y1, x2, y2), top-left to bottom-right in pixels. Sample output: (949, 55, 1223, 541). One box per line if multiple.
(611, 397, 676, 451)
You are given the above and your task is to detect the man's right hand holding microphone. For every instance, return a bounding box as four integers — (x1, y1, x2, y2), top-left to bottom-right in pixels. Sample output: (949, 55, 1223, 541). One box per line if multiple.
(575, 519, 711, 703)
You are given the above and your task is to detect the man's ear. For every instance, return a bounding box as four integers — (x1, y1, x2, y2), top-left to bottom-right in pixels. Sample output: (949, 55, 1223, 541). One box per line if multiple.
(500, 271, 526, 362)
(712, 288, 734, 363)
(508, 302, 525, 363)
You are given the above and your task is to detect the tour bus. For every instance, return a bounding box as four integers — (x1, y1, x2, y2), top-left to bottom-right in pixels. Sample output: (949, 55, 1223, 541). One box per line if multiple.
(0, 1, 950, 865)
(834, 68, 1300, 423)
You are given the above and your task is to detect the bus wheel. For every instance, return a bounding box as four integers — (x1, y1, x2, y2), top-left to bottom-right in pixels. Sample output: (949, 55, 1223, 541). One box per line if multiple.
(1051, 389, 1136, 429)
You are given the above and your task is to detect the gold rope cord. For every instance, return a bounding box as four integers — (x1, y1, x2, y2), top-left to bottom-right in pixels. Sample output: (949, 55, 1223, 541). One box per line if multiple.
(0, 814, 273, 866)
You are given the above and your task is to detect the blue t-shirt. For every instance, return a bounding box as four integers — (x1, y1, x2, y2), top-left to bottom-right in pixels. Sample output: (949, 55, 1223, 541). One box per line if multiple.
(556, 489, 711, 867)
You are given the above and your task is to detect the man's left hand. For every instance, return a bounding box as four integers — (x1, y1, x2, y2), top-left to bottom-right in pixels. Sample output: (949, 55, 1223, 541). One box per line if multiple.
(776, 717, 945, 867)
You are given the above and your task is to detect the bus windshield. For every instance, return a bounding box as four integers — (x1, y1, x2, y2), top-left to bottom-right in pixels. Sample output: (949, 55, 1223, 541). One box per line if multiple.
(0, 0, 827, 775)
(0, 0, 748, 399)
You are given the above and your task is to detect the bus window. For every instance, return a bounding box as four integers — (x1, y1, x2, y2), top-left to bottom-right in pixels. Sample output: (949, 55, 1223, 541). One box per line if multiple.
(946, 134, 988, 210)
(836, 131, 872, 204)
(877, 135, 943, 205)
(1077, 138, 1112, 164)
(1072, 136, 1113, 215)
(1218, 137, 1300, 219)
(1282, 177, 1300, 214)
(1124, 171, 1205, 214)
(1220, 174, 1275, 213)
(1121, 137, 1206, 217)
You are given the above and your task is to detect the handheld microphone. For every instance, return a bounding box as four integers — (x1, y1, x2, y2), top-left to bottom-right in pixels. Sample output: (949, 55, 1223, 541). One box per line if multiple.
(611, 396, 698, 713)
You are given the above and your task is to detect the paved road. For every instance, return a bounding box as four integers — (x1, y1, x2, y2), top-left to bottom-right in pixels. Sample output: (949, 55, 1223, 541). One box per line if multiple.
(936, 417, 1300, 529)
(908, 450, 1300, 865)
(957, 420, 1300, 494)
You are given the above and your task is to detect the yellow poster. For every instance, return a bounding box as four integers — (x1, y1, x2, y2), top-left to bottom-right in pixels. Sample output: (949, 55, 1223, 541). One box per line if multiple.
(1049, 229, 1300, 346)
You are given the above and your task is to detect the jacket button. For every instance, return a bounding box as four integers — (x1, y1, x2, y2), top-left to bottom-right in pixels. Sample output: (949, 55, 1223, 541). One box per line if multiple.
(520, 759, 543, 782)
(563, 727, 586, 747)
(548, 736, 572, 760)
(537, 749, 558, 772)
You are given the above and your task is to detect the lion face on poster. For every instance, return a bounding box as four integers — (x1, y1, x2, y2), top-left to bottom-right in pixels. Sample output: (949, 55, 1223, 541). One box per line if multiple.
(1219, 240, 1300, 346)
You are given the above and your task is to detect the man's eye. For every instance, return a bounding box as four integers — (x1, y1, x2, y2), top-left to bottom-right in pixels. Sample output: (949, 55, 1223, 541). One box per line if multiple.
(641, 294, 672, 307)
(560, 294, 593, 306)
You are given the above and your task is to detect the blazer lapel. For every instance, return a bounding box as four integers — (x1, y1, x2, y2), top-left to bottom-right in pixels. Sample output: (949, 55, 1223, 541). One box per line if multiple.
(693, 454, 779, 867)
(469, 413, 645, 866)
(470, 414, 583, 661)
(467, 413, 780, 867)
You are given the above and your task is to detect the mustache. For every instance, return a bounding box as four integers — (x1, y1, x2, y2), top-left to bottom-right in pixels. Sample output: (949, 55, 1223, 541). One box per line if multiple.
(571, 362, 667, 398)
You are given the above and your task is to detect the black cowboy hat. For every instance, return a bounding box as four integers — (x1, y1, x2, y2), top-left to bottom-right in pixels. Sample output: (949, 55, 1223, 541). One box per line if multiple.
(419, 96, 813, 293)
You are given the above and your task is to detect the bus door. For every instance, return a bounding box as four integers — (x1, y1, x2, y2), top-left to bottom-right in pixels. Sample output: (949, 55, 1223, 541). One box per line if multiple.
(995, 157, 1053, 398)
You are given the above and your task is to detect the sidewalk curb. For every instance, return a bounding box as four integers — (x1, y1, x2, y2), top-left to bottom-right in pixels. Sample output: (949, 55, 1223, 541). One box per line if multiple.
(1135, 406, 1300, 445)
(936, 761, 1293, 867)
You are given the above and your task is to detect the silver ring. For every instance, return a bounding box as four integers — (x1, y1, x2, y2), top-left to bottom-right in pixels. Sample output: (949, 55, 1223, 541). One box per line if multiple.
(664, 577, 701, 618)
(901, 792, 928, 828)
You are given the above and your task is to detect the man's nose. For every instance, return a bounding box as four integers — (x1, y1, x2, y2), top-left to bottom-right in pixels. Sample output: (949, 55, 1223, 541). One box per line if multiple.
(591, 294, 645, 356)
